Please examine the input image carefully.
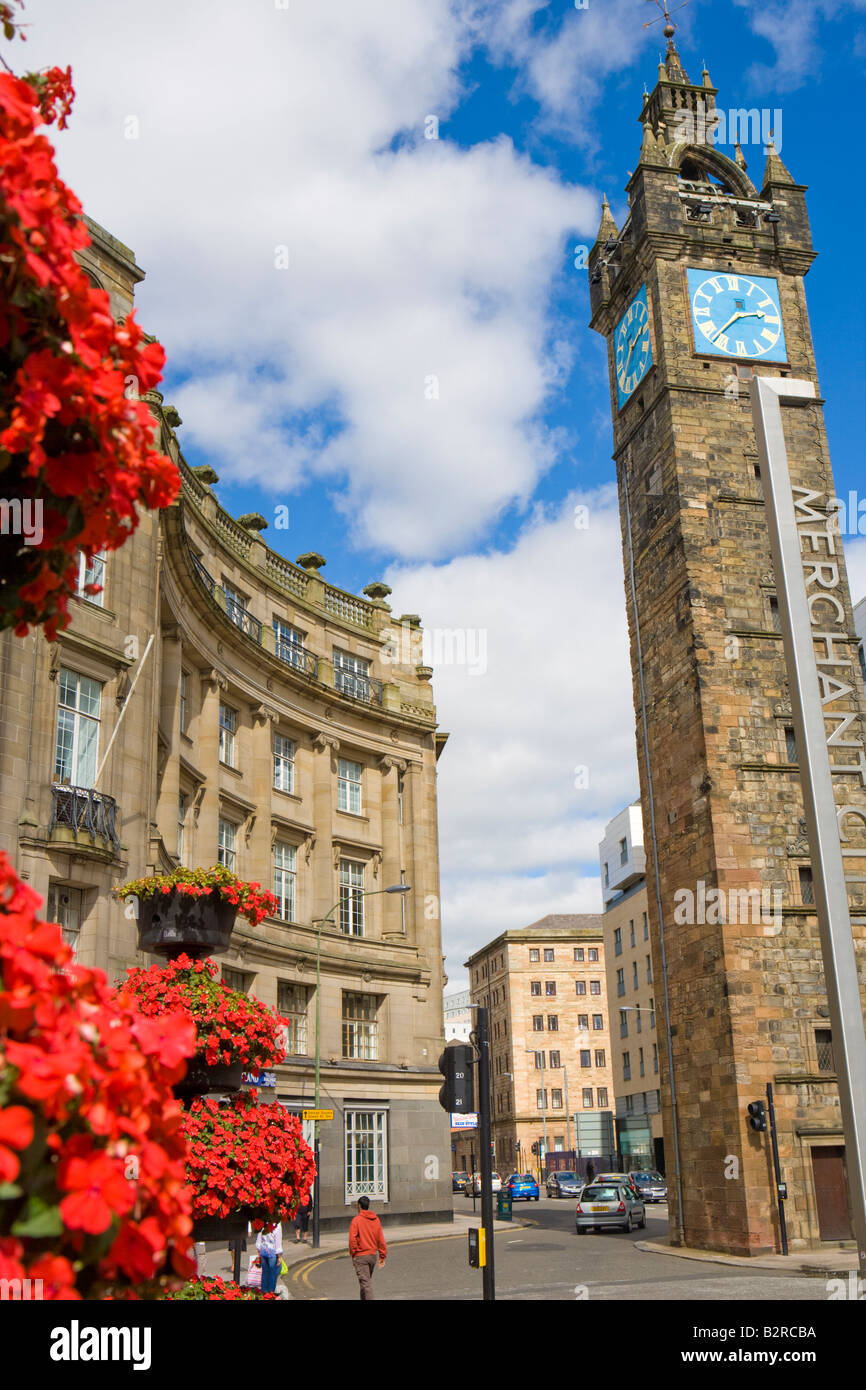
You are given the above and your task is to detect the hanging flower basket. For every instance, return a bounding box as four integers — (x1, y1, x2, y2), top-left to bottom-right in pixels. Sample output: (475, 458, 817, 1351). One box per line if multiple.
(183, 1091, 316, 1229)
(114, 866, 279, 960)
(173, 1059, 244, 1101)
(119, 956, 287, 1074)
(191, 1210, 254, 1243)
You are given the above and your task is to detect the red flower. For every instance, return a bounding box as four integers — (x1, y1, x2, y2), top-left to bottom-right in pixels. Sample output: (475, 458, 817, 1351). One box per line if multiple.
(58, 1151, 136, 1234)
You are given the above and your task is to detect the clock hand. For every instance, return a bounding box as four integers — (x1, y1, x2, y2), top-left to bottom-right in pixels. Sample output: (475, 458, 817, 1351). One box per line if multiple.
(709, 308, 766, 341)
(623, 329, 643, 371)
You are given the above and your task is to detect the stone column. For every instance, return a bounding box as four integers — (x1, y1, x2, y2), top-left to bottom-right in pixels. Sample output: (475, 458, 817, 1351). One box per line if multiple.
(156, 627, 182, 854)
(249, 704, 278, 886)
(379, 755, 407, 939)
(402, 761, 426, 946)
(196, 668, 226, 865)
(311, 732, 339, 922)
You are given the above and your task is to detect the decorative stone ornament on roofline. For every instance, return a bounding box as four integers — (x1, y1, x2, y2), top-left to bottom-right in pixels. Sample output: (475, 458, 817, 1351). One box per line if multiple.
(296, 552, 326, 573)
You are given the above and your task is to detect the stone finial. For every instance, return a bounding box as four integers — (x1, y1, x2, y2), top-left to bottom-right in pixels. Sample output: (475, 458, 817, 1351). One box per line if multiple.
(593, 194, 619, 248)
(296, 551, 326, 572)
(363, 581, 392, 602)
(192, 464, 220, 485)
(701, 60, 713, 88)
(761, 138, 796, 188)
(237, 512, 268, 531)
(163, 404, 182, 428)
(734, 142, 748, 172)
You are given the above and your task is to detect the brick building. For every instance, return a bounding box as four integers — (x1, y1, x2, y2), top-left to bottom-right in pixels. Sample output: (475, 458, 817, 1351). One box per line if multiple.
(589, 36, 866, 1253)
(0, 218, 452, 1231)
(599, 803, 664, 1172)
(465, 915, 614, 1176)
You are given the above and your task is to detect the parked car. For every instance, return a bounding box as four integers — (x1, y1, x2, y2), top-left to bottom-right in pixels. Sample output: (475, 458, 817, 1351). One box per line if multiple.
(505, 1173, 540, 1201)
(575, 1182, 646, 1233)
(595, 1171, 641, 1199)
(546, 1170, 583, 1199)
(628, 1170, 667, 1203)
(466, 1171, 502, 1196)
(452, 1170, 470, 1193)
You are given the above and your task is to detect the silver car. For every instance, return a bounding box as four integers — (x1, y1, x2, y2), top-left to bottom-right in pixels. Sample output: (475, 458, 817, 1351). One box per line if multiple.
(628, 1170, 667, 1203)
(575, 1182, 646, 1233)
(546, 1170, 583, 1199)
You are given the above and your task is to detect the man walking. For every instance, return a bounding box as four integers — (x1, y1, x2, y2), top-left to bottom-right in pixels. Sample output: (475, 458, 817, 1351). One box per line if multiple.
(348, 1196, 387, 1300)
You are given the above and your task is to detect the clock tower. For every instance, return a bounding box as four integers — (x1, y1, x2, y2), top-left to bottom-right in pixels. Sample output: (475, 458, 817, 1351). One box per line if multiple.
(590, 35, 866, 1255)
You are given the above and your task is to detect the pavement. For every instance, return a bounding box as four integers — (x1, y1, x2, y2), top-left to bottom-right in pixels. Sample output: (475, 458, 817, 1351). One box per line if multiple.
(635, 1237, 860, 1275)
(196, 1207, 521, 1293)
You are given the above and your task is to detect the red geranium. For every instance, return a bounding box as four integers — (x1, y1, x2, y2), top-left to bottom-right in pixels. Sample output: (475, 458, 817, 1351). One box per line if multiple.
(164, 1275, 279, 1301)
(183, 1090, 316, 1225)
(0, 851, 197, 1298)
(120, 956, 287, 1071)
(0, 10, 180, 639)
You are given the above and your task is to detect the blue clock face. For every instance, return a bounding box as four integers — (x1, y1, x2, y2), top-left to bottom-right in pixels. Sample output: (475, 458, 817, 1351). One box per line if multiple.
(687, 269, 787, 361)
(614, 284, 653, 410)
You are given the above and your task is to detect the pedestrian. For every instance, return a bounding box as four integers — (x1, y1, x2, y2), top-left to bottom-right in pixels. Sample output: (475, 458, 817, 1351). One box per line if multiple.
(348, 1195, 387, 1301)
(256, 1221, 283, 1294)
(585, 1160, 595, 1184)
(294, 1192, 312, 1244)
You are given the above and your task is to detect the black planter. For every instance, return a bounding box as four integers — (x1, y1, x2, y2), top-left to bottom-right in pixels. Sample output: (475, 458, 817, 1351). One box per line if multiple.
(135, 888, 237, 961)
(192, 1209, 252, 1243)
(173, 1059, 244, 1101)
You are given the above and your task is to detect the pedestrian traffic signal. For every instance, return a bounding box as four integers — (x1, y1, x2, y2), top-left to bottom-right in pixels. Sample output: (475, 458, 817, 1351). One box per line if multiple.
(748, 1100, 767, 1132)
(531, 1142, 539, 1155)
(438, 1044, 475, 1114)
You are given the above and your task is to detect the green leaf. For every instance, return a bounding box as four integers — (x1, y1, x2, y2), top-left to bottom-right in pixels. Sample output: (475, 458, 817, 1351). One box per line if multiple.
(11, 1195, 64, 1238)
(0, 1182, 23, 1200)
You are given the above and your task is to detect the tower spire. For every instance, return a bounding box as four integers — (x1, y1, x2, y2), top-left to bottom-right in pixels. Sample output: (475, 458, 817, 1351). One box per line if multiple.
(643, 0, 691, 82)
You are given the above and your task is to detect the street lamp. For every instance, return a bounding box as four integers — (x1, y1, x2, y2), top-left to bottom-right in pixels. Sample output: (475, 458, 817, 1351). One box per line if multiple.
(524, 1047, 547, 1181)
(310, 882, 411, 1248)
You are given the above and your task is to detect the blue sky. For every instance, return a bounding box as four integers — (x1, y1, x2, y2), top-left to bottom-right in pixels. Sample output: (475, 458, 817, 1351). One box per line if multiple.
(24, 0, 866, 986)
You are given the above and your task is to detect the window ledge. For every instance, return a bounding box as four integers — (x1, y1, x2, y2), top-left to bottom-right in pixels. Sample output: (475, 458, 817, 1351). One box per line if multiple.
(219, 761, 244, 779)
(335, 809, 369, 822)
(273, 787, 303, 803)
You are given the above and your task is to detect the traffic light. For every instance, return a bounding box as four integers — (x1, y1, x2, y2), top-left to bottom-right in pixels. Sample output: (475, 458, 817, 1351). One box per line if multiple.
(748, 1100, 767, 1132)
(438, 1044, 475, 1114)
(531, 1141, 539, 1155)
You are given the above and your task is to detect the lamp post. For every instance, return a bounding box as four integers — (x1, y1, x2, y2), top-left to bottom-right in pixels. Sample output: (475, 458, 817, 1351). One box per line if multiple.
(524, 1047, 547, 1182)
(311, 882, 411, 1249)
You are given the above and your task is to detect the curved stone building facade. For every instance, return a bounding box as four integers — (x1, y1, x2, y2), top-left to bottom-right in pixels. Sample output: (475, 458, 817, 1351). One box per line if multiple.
(0, 219, 452, 1229)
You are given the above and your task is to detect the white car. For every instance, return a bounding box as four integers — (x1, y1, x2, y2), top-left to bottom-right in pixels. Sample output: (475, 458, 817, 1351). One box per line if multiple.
(466, 1171, 502, 1195)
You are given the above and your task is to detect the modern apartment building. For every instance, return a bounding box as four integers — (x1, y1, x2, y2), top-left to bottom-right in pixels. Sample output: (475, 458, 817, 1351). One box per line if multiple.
(0, 218, 452, 1230)
(599, 804, 664, 1173)
(443, 988, 473, 1042)
(465, 915, 614, 1175)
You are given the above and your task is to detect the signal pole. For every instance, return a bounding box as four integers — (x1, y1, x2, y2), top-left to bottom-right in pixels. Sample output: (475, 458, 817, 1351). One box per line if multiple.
(475, 1006, 495, 1302)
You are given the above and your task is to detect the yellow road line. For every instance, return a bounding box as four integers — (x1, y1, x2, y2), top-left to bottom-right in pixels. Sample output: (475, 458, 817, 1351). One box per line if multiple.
(290, 1224, 528, 1297)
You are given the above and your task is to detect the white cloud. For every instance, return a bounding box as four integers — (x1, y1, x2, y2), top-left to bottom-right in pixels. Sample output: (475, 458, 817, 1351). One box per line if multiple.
(386, 487, 637, 986)
(732, 0, 866, 89)
(23, 0, 597, 559)
(459, 0, 659, 144)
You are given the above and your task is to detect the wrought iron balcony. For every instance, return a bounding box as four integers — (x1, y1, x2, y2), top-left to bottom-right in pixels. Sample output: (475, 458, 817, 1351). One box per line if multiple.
(224, 594, 262, 643)
(274, 636, 318, 679)
(192, 555, 262, 643)
(334, 669, 384, 707)
(50, 785, 120, 850)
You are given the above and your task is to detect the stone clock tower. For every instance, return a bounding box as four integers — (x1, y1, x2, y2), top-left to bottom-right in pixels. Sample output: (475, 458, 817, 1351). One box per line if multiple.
(590, 35, 866, 1255)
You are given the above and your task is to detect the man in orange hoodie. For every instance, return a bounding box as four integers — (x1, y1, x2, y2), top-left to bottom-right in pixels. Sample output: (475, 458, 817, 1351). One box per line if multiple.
(348, 1195, 387, 1300)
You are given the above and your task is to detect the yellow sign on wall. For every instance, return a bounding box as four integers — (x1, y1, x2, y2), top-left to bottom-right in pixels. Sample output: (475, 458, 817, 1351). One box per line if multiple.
(302, 1108, 334, 1122)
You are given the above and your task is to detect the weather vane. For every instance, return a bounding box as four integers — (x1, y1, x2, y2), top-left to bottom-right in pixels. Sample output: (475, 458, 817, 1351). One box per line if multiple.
(643, 0, 689, 40)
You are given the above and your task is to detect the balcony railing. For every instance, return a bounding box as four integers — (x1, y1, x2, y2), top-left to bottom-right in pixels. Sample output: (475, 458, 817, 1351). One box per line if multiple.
(50, 785, 120, 850)
(224, 594, 262, 644)
(192, 556, 263, 643)
(334, 669, 384, 707)
(274, 637, 318, 680)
